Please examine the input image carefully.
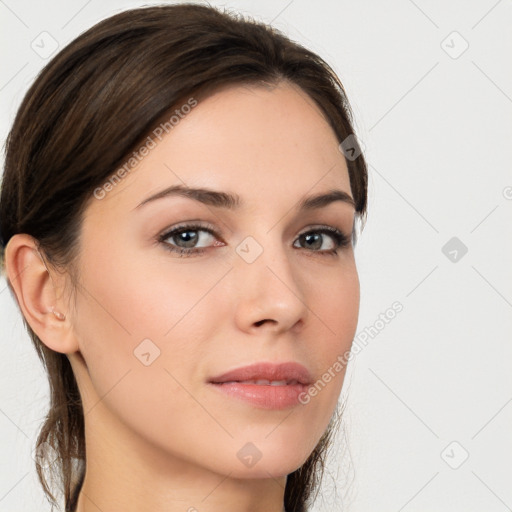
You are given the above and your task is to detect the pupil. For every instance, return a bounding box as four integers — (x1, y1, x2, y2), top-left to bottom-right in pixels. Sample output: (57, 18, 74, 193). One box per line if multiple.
(304, 233, 321, 250)
(178, 230, 197, 247)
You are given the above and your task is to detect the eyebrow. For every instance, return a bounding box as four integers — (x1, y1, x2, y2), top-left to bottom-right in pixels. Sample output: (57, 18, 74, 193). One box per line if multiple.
(134, 184, 355, 211)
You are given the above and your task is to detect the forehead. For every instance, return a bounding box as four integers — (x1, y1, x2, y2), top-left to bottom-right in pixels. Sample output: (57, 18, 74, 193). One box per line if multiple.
(87, 82, 351, 217)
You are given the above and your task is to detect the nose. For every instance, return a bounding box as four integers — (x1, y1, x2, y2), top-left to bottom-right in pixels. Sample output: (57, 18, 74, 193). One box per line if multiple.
(232, 235, 309, 335)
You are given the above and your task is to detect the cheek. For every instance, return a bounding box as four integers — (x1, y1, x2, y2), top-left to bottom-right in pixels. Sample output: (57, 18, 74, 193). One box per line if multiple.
(71, 244, 228, 422)
(75, 236, 228, 342)
(299, 262, 359, 412)
(71, 256, 217, 458)
(311, 259, 360, 351)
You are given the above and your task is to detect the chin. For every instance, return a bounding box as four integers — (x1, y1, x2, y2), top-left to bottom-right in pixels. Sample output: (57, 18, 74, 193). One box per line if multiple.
(222, 443, 312, 480)
(227, 462, 298, 480)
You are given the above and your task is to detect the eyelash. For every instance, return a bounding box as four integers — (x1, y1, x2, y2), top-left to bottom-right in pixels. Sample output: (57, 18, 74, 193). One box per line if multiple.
(157, 222, 351, 258)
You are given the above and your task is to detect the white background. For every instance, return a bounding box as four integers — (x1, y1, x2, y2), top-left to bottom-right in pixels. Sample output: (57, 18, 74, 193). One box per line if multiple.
(1, 1, 511, 511)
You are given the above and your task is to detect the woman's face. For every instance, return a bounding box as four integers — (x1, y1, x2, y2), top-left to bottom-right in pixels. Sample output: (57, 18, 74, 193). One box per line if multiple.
(67, 81, 359, 479)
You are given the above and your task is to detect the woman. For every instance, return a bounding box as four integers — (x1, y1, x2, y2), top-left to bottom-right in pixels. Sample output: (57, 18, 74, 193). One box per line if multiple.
(0, 3, 367, 511)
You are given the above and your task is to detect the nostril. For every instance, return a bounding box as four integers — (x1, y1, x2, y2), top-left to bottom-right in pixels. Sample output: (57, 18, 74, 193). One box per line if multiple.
(254, 319, 275, 327)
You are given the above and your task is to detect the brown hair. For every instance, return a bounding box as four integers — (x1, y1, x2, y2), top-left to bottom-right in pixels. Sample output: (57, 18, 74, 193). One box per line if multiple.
(0, 3, 367, 511)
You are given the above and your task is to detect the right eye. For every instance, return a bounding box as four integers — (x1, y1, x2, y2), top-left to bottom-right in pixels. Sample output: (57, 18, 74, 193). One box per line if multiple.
(158, 223, 223, 257)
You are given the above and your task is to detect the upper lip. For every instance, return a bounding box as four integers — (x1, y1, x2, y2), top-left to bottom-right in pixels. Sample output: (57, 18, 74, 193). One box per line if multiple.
(208, 362, 313, 385)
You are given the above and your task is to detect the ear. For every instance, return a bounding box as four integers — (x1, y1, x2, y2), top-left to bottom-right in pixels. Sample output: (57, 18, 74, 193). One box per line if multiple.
(4, 233, 79, 354)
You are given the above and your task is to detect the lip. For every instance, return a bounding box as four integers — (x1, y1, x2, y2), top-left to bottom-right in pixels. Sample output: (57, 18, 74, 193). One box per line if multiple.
(208, 362, 313, 410)
(209, 361, 313, 386)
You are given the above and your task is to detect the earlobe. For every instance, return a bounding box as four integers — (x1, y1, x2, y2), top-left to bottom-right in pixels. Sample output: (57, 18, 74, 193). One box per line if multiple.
(4, 233, 77, 354)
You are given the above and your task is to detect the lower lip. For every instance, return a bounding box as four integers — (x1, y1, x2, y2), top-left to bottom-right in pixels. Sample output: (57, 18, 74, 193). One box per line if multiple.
(208, 382, 309, 409)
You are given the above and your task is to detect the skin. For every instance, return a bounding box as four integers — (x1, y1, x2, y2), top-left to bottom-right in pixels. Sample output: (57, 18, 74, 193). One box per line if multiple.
(5, 81, 360, 512)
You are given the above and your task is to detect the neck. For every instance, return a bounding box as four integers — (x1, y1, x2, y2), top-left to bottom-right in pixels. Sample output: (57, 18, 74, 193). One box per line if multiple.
(73, 399, 287, 512)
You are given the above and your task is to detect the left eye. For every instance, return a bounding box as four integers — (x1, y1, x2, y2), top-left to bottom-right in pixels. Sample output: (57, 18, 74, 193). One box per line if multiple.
(294, 231, 337, 251)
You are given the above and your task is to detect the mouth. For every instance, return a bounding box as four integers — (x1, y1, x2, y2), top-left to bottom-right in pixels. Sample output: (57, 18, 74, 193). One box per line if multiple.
(207, 362, 313, 409)
(215, 379, 303, 386)
(208, 361, 313, 386)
